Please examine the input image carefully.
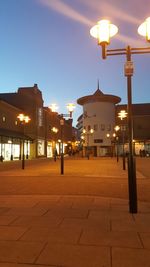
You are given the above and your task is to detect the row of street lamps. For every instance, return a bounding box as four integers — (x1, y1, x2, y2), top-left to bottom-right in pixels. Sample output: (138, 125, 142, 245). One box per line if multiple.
(90, 16, 150, 213)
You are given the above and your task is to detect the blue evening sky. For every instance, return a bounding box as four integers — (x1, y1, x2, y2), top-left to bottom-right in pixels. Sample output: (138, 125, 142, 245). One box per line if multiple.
(0, 0, 150, 125)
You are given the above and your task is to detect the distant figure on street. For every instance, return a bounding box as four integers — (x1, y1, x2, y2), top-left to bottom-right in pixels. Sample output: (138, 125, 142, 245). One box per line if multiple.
(54, 148, 58, 161)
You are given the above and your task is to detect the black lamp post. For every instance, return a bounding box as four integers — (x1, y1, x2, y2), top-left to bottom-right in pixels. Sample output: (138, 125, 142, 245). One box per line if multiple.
(17, 113, 31, 170)
(49, 103, 75, 175)
(118, 110, 128, 170)
(90, 17, 150, 213)
(60, 118, 64, 174)
(51, 127, 59, 161)
(114, 125, 120, 162)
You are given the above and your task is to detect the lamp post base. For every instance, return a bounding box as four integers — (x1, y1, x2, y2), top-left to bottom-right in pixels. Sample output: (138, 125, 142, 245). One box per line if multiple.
(127, 156, 137, 213)
(61, 153, 64, 175)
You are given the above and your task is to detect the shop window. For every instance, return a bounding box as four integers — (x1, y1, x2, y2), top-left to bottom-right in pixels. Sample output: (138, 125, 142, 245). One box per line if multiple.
(37, 139, 45, 156)
(94, 124, 98, 131)
(107, 124, 111, 131)
(101, 124, 105, 131)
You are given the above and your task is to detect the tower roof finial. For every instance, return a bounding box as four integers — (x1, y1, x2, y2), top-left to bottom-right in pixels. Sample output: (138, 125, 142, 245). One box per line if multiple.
(97, 79, 99, 90)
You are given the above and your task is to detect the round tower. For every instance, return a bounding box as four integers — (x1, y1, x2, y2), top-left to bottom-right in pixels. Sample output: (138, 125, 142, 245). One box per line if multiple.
(77, 85, 121, 156)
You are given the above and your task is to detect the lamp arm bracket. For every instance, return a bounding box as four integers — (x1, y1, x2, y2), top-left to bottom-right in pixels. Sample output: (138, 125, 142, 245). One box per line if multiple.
(106, 46, 150, 57)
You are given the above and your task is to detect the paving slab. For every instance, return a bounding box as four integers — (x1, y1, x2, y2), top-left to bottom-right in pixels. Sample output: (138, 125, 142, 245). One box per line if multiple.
(10, 215, 62, 227)
(4, 207, 48, 216)
(112, 247, 150, 267)
(88, 209, 133, 220)
(0, 226, 28, 241)
(60, 216, 110, 231)
(0, 240, 45, 264)
(45, 207, 89, 218)
(20, 226, 82, 244)
(80, 228, 142, 248)
(112, 217, 150, 232)
(37, 243, 111, 267)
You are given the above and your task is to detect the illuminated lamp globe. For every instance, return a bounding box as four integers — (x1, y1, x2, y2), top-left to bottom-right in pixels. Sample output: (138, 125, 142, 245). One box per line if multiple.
(138, 17, 150, 42)
(90, 19, 118, 45)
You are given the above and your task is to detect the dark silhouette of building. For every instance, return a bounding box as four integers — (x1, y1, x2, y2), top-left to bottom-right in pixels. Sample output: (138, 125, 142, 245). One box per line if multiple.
(0, 84, 74, 161)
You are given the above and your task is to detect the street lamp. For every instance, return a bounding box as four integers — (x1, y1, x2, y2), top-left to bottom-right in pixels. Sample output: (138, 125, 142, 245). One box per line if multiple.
(51, 127, 59, 161)
(138, 17, 150, 42)
(82, 128, 94, 159)
(90, 17, 150, 213)
(118, 110, 128, 170)
(17, 113, 31, 169)
(66, 103, 76, 118)
(114, 125, 120, 162)
(49, 103, 59, 112)
(118, 110, 128, 121)
(50, 103, 75, 175)
(59, 103, 75, 174)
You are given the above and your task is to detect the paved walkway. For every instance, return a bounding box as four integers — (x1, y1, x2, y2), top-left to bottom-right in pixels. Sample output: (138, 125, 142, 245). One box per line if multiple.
(0, 157, 149, 266)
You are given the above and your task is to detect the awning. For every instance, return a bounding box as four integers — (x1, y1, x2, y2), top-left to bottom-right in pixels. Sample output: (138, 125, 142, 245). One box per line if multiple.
(0, 128, 33, 141)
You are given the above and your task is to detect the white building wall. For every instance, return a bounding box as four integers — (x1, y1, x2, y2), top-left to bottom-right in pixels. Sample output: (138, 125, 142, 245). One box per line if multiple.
(83, 101, 116, 156)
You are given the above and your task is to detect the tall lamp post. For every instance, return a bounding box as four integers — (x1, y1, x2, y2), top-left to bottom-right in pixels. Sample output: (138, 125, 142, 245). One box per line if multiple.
(118, 110, 128, 170)
(60, 103, 75, 174)
(17, 113, 31, 169)
(114, 125, 120, 162)
(50, 103, 75, 175)
(90, 17, 150, 213)
(51, 127, 59, 161)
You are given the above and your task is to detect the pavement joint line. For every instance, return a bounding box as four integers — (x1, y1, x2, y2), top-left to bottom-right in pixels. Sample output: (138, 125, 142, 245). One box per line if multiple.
(77, 228, 84, 245)
(137, 232, 145, 249)
(34, 241, 48, 265)
(41, 209, 51, 216)
(17, 226, 32, 241)
(8, 215, 21, 226)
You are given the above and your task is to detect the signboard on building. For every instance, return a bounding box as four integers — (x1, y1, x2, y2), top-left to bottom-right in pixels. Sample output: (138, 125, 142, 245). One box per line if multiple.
(94, 139, 103, 143)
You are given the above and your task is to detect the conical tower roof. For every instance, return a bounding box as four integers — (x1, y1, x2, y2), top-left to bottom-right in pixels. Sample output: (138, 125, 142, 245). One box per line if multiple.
(77, 87, 121, 105)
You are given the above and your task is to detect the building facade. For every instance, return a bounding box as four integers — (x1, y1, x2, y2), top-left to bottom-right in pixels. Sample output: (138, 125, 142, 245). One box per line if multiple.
(0, 100, 31, 161)
(77, 87, 121, 156)
(0, 84, 74, 161)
